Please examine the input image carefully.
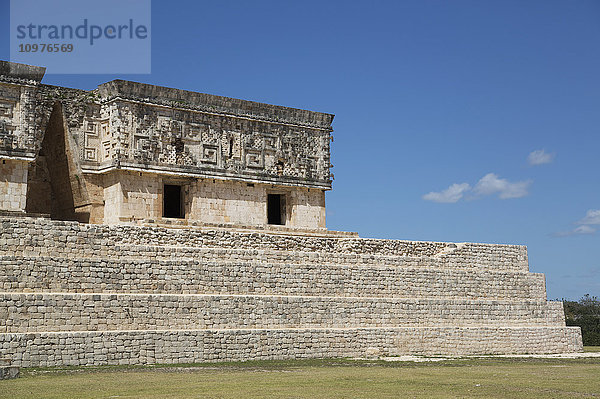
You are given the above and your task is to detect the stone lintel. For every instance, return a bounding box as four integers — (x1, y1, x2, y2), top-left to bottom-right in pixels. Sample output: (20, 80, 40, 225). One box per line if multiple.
(81, 164, 333, 190)
(0, 152, 35, 161)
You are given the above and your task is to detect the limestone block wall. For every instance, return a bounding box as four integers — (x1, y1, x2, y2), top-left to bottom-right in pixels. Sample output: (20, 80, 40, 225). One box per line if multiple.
(0, 215, 583, 367)
(102, 171, 162, 224)
(0, 293, 565, 333)
(24, 155, 52, 214)
(0, 159, 28, 212)
(94, 170, 326, 228)
(0, 257, 548, 300)
(0, 217, 529, 272)
(187, 179, 325, 228)
(82, 173, 106, 224)
(0, 77, 43, 160)
(288, 187, 326, 229)
(0, 327, 582, 367)
(187, 179, 267, 226)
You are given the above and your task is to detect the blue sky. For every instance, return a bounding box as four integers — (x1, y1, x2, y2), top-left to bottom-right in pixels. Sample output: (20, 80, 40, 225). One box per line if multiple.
(1, 0, 598, 299)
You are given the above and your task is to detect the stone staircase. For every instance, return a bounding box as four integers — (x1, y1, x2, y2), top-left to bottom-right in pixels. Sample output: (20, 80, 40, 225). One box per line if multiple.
(0, 216, 582, 367)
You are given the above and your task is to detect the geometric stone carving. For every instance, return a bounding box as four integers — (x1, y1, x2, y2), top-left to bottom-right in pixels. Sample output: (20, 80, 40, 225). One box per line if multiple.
(201, 144, 218, 164)
(245, 149, 263, 169)
(83, 120, 99, 161)
(0, 60, 333, 189)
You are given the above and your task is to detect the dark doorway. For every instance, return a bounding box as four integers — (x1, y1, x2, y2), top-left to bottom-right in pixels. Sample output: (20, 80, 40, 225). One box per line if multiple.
(163, 184, 183, 218)
(267, 194, 285, 225)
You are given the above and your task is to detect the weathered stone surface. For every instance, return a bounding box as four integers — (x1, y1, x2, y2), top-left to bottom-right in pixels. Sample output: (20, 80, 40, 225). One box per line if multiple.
(0, 366, 19, 380)
(0, 216, 530, 272)
(0, 160, 27, 212)
(0, 256, 548, 299)
(0, 328, 582, 368)
(0, 293, 567, 333)
(0, 215, 584, 366)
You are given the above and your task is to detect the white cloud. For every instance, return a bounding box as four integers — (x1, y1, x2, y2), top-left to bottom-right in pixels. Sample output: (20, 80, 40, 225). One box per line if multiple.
(554, 225, 596, 237)
(473, 173, 531, 199)
(423, 173, 531, 203)
(574, 225, 596, 234)
(578, 209, 600, 225)
(423, 183, 471, 203)
(554, 209, 600, 237)
(527, 149, 555, 165)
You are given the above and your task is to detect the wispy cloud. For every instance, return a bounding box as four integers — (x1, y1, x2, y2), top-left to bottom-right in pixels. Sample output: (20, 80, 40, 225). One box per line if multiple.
(553, 225, 596, 237)
(423, 173, 531, 203)
(473, 173, 531, 199)
(422, 183, 471, 203)
(527, 149, 555, 165)
(554, 209, 600, 237)
(578, 209, 600, 225)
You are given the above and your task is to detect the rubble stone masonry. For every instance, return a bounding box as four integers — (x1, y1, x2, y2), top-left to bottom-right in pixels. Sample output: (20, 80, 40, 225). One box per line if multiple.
(0, 216, 582, 367)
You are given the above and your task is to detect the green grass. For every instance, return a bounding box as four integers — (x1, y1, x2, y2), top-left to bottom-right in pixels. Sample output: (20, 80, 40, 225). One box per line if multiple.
(2, 356, 599, 399)
(584, 346, 600, 352)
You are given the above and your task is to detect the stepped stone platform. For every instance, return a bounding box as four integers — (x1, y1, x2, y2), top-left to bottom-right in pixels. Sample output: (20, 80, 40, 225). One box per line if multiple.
(0, 215, 582, 367)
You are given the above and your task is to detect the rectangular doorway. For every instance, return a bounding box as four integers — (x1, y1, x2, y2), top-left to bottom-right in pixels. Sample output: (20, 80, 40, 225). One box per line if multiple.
(267, 193, 285, 225)
(163, 184, 183, 218)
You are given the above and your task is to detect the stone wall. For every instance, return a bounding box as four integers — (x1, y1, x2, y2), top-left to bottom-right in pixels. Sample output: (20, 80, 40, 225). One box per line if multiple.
(187, 178, 269, 226)
(0, 215, 583, 367)
(93, 95, 332, 189)
(288, 187, 326, 229)
(102, 171, 162, 224)
(186, 179, 325, 228)
(102, 173, 122, 224)
(0, 294, 566, 333)
(0, 257, 547, 299)
(0, 78, 42, 160)
(96, 170, 326, 228)
(0, 159, 27, 212)
(1, 63, 101, 220)
(0, 328, 582, 367)
(0, 216, 528, 272)
(1, 63, 334, 191)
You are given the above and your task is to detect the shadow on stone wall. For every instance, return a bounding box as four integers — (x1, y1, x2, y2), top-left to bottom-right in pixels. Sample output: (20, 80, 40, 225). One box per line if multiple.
(26, 101, 90, 222)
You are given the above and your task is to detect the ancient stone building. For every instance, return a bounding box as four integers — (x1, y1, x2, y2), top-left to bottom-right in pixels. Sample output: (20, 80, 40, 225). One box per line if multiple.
(0, 61, 582, 367)
(0, 61, 330, 229)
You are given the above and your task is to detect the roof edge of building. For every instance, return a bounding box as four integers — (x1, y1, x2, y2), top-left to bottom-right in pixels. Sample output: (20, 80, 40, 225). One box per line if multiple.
(98, 79, 334, 130)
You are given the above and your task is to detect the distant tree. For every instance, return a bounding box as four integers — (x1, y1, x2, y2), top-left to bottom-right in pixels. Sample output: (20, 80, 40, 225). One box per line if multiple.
(562, 295, 600, 346)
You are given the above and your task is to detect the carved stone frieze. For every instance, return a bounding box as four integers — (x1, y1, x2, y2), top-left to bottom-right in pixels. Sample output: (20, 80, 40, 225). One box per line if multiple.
(0, 61, 333, 189)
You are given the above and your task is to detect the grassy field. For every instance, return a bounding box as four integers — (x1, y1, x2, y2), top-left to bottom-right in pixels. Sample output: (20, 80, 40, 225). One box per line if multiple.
(1, 356, 599, 399)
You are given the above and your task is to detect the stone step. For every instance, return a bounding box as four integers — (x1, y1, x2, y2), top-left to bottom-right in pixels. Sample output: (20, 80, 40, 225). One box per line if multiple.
(0, 256, 546, 300)
(107, 243, 531, 273)
(0, 216, 529, 272)
(0, 293, 566, 333)
(140, 219, 359, 238)
(0, 326, 583, 367)
(0, 241, 530, 274)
